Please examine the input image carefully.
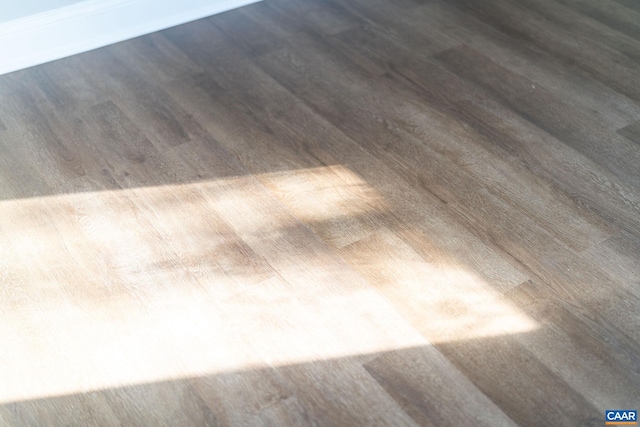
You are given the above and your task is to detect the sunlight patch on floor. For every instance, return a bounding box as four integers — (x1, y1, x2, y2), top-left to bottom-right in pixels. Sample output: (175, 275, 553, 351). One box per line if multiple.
(0, 166, 537, 404)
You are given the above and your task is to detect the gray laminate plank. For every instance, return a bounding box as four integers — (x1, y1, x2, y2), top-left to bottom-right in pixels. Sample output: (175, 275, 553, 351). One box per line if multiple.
(618, 120, 640, 146)
(1, 0, 639, 425)
(554, 0, 640, 42)
(444, 0, 640, 101)
(432, 45, 640, 192)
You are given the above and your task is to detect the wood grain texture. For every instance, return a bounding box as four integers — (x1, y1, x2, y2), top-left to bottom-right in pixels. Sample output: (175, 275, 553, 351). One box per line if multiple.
(432, 45, 640, 191)
(444, 0, 640, 102)
(1, 0, 639, 426)
(618, 120, 640, 146)
(552, 0, 640, 42)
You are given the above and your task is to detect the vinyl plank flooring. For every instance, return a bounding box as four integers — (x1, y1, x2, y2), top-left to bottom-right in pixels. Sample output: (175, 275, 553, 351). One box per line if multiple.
(1, 0, 640, 425)
(512, 0, 640, 63)
(583, 231, 640, 294)
(553, 0, 640, 41)
(380, 61, 640, 239)
(266, 360, 421, 427)
(0, 95, 91, 196)
(74, 47, 210, 152)
(611, 0, 640, 13)
(164, 69, 526, 287)
(0, 393, 121, 427)
(618, 120, 640, 145)
(107, 33, 204, 85)
(280, 3, 640, 238)
(248, 30, 632, 274)
(420, 0, 640, 129)
(191, 368, 294, 427)
(363, 347, 517, 427)
(436, 335, 602, 426)
(161, 20, 527, 289)
(247, 30, 640, 342)
(445, 0, 640, 102)
(248, 24, 611, 248)
(206, 9, 290, 58)
(226, 15, 640, 417)
(432, 45, 640, 191)
(20, 57, 108, 114)
(290, 13, 640, 241)
(264, 0, 360, 36)
(326, 0, 640, 130)
(305, 0, 456, 58)
(78, 100, 176, 187)
(0, 136, 53, 199)
(505, 280, 640, 406)
(98, 380, 220, 427)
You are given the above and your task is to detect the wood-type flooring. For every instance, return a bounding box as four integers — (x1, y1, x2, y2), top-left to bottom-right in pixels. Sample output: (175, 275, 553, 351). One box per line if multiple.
(1, 0, 639, 425)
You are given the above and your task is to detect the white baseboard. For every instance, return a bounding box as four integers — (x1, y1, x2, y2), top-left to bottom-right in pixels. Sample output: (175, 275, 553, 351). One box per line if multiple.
(0, 0, 260, 76)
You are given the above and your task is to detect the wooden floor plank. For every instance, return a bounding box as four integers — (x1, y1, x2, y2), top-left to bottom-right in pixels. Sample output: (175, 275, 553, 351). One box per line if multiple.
(611, 0, 640, 13)
(436, 334, 602, 426)
(241, 27, 640, 318)
(363, 347, 517, 427)
(235, 23, 610, 250)
(512, 0, 640, 63)
(423, 0, 640, 129)
(326, 0, 640, 130)
(432, 45, 640, 192)
(295, 12, 640, 241)
(618, 120, 640, 146)
(160, 19, 527, 289)
(1, 0, 640, 425)
(582, 231, 640, 298)
(445, 0, 640, 102)
(505, 280, 640, 407)
(553, 0, 640, 41)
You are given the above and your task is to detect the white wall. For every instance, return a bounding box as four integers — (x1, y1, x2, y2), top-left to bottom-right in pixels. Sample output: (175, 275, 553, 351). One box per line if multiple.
(0, 0, 85, 23)
(0, 0, 260, 76)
